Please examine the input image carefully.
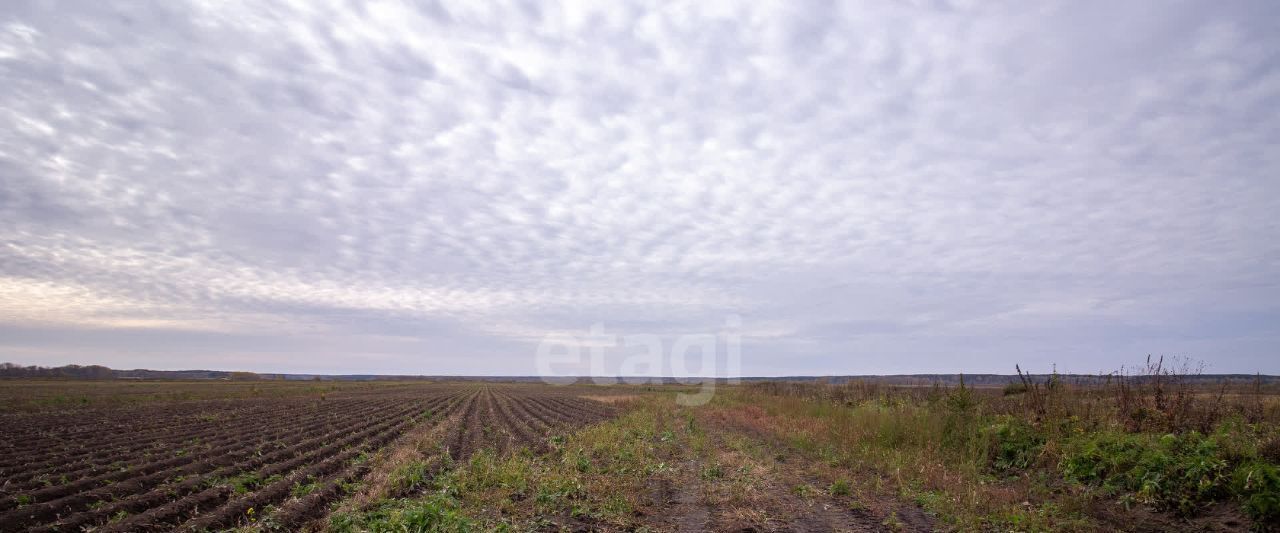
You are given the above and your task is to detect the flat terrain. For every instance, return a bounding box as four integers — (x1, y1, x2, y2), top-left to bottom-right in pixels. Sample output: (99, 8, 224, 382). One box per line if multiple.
(0, 380, 940, 532)
(2, 378, 1276, 531)
(0, 382, 617, 532)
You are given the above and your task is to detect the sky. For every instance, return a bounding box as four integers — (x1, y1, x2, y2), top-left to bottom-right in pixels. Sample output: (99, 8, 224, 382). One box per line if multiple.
(1, 1, 1278, 377)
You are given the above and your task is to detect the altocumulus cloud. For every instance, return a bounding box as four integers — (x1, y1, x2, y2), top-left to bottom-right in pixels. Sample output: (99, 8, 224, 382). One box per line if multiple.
(0, 1, 1277, 375)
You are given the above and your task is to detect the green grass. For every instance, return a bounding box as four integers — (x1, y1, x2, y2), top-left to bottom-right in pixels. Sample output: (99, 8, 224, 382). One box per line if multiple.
(329, 494, 474, 533)
(291, 478, 321, 498)
(829, 479, 852, 496)
(331, 395, 693, 531)
(388, 460, 435, 495)
(709, 384, 1280, 530)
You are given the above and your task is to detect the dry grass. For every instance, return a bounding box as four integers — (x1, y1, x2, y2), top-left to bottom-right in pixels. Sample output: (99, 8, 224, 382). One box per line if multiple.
(710, 374, 1280, 531)
(333, 405, 464, 513)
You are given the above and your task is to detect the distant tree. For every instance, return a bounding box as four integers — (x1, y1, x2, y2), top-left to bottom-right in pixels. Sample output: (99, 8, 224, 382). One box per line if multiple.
(0, 363, 116, 379)
(228, 371, 262, 381)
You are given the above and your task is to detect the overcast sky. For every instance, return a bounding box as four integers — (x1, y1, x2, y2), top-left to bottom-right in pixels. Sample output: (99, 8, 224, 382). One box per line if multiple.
(1, 1, 1277, 376)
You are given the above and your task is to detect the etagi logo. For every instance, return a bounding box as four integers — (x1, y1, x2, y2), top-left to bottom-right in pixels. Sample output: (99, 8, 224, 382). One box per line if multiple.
(534, 315, 742, 406)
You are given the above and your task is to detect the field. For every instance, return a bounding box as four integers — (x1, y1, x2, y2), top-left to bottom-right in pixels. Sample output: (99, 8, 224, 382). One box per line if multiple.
(1, 374, 1278, 532)
(0, 382, 616, 532)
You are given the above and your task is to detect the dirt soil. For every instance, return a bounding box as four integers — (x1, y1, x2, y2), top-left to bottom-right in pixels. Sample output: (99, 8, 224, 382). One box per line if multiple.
(0, 383, 614, 532)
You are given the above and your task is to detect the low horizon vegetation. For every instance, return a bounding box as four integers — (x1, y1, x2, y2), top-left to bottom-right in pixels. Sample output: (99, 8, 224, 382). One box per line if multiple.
(727, 356, 1280, 530)
(2, 359, 1277, 531)
(321, 356, 1279, 531)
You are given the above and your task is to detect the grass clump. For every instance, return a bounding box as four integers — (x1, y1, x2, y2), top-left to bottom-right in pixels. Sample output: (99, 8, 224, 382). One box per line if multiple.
(291, 478, 320, 498)
(389, 460, 434, 495)
(229, 472, 262, 494)
(329, 493, 472, 533)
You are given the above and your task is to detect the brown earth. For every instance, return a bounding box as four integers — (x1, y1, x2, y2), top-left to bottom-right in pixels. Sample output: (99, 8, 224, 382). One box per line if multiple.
(0, 382, 614, 532)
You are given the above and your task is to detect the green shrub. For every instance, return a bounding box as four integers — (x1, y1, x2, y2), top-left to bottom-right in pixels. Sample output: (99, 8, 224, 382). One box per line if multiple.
(987, 417, 1044, 472)
(1232, 461, 1280, 525)
(1061, 432, 1230, 516)
(941, 383, 981, 454)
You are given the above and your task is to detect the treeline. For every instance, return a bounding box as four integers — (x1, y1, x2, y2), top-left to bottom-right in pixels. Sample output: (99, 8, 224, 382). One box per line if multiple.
(0, 363, 114, 379)
(0, 363, 266, 381)
(0, 363, 433, 381)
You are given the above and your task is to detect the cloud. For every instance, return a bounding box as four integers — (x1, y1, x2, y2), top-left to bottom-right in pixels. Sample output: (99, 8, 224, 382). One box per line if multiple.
(1, 0, 1277, 374)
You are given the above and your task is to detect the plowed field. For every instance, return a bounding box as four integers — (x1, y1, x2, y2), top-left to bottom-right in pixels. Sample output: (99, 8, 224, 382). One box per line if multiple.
(0, 383, 614, 532)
